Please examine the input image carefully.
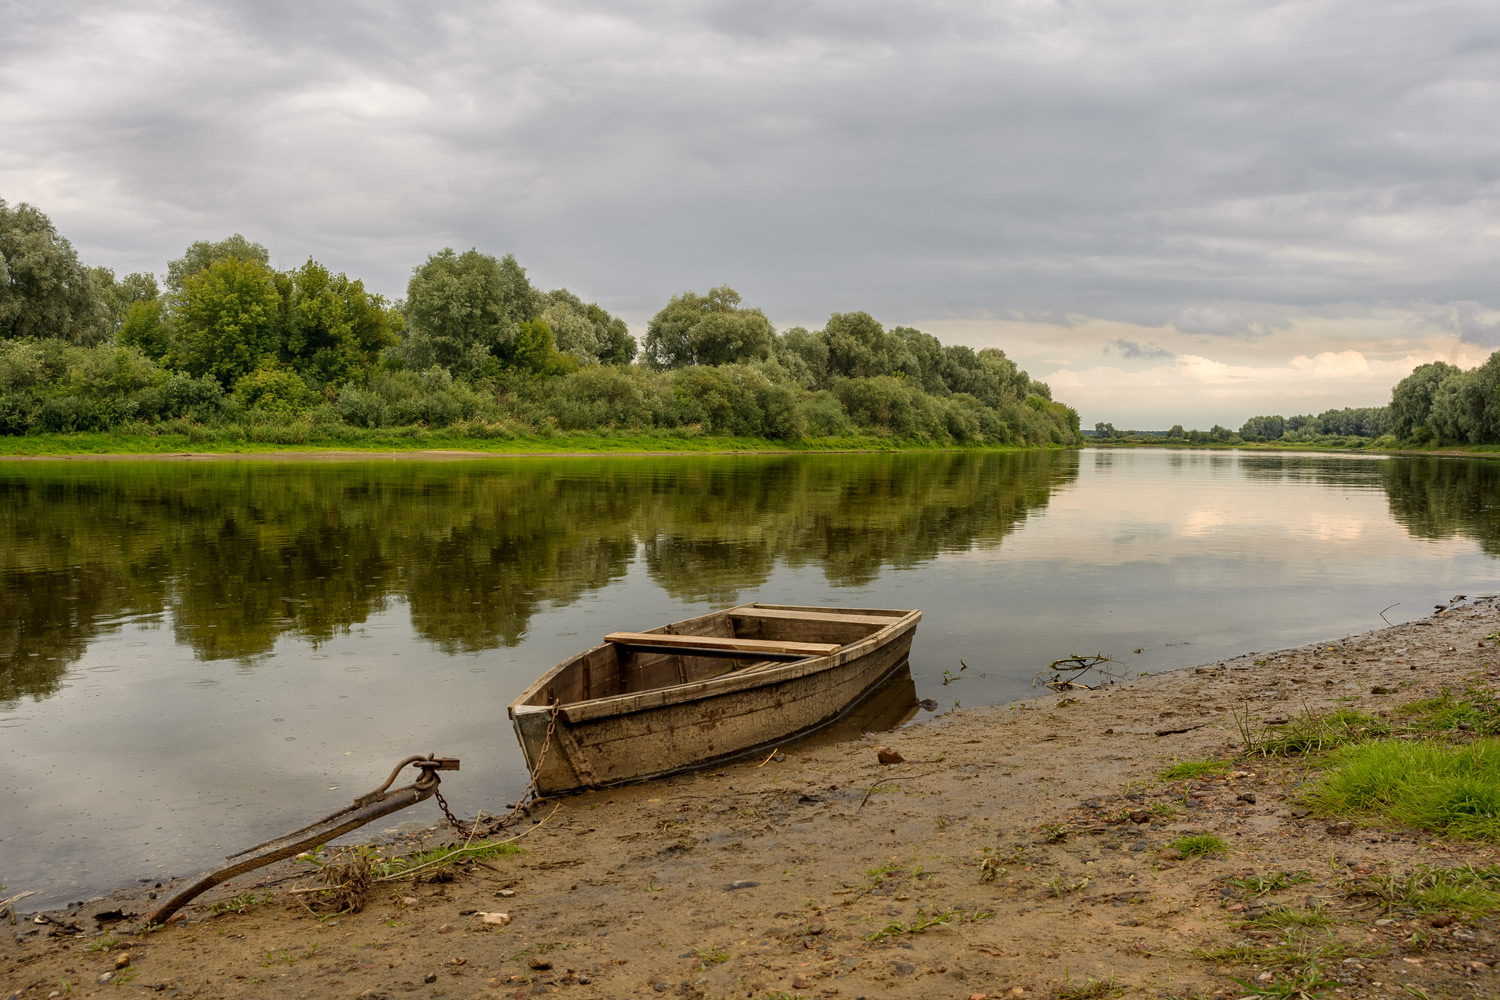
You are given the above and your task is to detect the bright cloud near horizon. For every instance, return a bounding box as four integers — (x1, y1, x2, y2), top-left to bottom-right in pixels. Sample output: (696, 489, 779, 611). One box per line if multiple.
(3, 1, 1498, 428)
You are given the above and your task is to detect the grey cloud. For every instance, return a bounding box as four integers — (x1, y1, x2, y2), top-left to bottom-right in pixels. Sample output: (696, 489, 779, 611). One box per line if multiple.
(1428, 301, 1500, 348)
(1105, 339, 1174, 362)
(2, 0, 1498, 332)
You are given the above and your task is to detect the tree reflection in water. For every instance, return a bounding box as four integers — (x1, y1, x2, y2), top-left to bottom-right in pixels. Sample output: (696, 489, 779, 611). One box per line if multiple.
(0, 451, 1080, 702)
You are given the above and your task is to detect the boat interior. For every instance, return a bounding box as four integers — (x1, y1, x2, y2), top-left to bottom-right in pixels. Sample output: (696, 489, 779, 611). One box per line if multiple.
(515, 605, 911, 707)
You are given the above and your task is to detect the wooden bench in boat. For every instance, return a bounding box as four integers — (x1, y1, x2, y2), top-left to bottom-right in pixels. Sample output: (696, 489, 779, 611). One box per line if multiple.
(727, 608, 898, 626)
(604, 631, 841, 660)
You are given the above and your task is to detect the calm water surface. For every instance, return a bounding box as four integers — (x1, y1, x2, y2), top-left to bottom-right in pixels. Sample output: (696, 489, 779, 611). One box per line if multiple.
(3, 449, 1500, 907)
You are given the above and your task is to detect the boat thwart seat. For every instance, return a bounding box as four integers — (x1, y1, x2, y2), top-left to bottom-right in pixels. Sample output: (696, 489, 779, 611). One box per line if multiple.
(604, 631, 841, 659)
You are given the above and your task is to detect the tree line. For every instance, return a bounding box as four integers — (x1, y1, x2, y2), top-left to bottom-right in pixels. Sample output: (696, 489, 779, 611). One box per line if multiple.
(1093, 353, 1500, 448)
(0, 198, 1080, 447)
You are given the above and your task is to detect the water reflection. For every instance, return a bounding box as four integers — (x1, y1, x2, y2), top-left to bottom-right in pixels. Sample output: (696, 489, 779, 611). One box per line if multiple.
(1235, 453, 1500, 555)
(0, 451, 1079, 703)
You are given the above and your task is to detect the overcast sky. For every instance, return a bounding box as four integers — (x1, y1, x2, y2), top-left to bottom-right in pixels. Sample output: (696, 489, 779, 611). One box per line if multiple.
(3, 0, 1498, 426)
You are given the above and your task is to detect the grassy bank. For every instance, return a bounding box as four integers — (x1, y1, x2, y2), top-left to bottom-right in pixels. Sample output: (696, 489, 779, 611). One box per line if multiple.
(1092, 438, 1500, 458)
(0, 425, 1057, 457)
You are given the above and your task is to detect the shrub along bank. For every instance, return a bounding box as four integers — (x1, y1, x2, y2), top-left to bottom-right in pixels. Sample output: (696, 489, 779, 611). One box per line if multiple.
(0, 202, 1080, 450)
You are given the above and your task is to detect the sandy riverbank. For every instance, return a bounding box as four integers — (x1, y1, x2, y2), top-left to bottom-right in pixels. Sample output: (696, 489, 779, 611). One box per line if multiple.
(5, 599, 1500, 1000)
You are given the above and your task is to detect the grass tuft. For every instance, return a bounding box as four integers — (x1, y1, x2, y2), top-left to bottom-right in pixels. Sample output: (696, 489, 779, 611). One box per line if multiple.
(1231, 963, 1339, 1000)
(1170, 833, 1228, 858)
(1237, 706, 1388, 757)
(1159, 758, 1230, 781)
(1301, 738, 1500, 842)
(1226, 871, 1314, 897)
(1341, 862, 1500, 916)
(1243, 904, 1332, 931)
(1054, 976, 1126, 1000)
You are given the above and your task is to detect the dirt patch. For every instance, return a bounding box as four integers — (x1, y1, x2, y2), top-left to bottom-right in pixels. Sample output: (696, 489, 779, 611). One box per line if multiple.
(6, 599, 1500, 999)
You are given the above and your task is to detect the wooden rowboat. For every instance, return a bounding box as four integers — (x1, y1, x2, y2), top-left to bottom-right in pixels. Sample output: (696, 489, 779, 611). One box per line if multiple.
(507, 603, 922, 794)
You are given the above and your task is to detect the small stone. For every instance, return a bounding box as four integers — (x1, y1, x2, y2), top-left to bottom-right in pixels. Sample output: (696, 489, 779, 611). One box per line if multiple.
(529, 957, 553, 971)
(891, 960, 916, 976)
(479, 912, 510, 926)
(578, 976, 592, 985)
(970, 994, 989, 1000)
(1128, 810, 1150, 824)
(438, 922, 456, 933)
(96, 973, 114, 985)
(807, 916, 825, 934)
(113, 952, 131, 970)
(400, 896, 418, 907)
(1464, 961, 1490, 972)
(877, 747, 904, 765)
(1157, 848, 1184, 861)
(497, 889, 517, 898)
(1256, 971, 1274, 982)
(725, 880, 760, 891)
(1080, 799, 1103, 810)
(1237, 792, 1257, 805)
(1225, 904, 1244, 913)
(1452, 927, 1477, 941)
(1010, 989, 1026, 997)
(423, 972, 438, 984)
(1375, 918, 1395, 926)
(450, 957, 466, 966)
(1431, 914, 1454, 928)
(1325, 821, 1355, 836)
(792, 973, 808, 988)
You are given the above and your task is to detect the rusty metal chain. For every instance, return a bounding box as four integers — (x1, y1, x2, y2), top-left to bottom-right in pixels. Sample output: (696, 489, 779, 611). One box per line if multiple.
(491, 701, 560, 831)
(432, 785, 467, 837)
(416, 703, 561, 840)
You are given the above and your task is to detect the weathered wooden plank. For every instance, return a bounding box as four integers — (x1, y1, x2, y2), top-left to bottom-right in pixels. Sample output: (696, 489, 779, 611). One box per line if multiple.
(730, 608, 895, 627)
(605, 631, 841, 657)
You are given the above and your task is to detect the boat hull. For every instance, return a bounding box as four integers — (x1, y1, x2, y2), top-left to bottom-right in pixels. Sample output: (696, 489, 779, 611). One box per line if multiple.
(509, 605, 920, 794)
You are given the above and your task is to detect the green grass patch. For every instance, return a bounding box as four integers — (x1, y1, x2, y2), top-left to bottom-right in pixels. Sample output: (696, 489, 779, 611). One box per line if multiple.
(1226, 871, 1314, 897)
(1301, 738, 1500, 842)
(1341, 862, 1500, 917)
(1160, 758, 1231, 781)
(1398, 684, 1500, 737)
(1236, 706, 1388, 757)
(1243, 904, 1332, 931)
(1054, 976, 1125, 1000)
(0, 426, 1054, 458)
(1170, 833, 1228, 858)
(1230, 963, 1339, 1000)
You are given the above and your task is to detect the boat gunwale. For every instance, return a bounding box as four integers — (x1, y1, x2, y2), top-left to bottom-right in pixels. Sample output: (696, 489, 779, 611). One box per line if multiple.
(507, 604, 921, 724)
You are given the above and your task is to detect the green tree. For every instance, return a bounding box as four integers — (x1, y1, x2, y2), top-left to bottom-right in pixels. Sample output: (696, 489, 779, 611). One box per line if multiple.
(892, 326, 949, 395)
(174, 256, 284, 387)
(772, 327, 830, 388)
(1390, 361, 1461, 440)
(0, 199, 112, 344)
(823, 311, 905, 379)
(1239, 414, 1285, 441)
(281, 258, 401, 385)
(643, 286, 773, 369)
(540, 288, 636, 365)
(165, 234, 270, 294)
(401, 248, 541, 378)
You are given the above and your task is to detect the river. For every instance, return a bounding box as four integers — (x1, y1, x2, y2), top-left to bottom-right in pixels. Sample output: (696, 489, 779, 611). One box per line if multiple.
(3, 448, 1498, 908)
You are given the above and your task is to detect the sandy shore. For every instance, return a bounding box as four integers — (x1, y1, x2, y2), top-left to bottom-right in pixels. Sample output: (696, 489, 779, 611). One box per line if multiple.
(5, 598, 1500, 1000)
